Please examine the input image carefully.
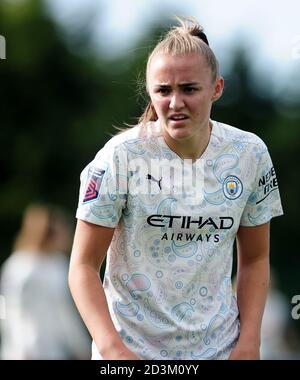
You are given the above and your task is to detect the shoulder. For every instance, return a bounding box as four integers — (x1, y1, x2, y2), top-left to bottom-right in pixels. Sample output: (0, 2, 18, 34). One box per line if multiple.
(214, 120, 268, 151)
(108, 123, 154, 146)
(80, 123, 153, 174)
(94, 123, 156, 160)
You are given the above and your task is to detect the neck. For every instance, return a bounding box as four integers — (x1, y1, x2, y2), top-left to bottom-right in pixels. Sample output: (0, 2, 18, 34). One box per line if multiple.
(162, 120, 212, 161)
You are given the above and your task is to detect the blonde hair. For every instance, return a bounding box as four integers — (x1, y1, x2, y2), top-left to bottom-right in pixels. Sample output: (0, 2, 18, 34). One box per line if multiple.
(139, 17, 220, 124)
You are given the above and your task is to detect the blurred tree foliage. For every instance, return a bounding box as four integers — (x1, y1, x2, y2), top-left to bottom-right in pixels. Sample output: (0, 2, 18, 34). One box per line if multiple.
(1, 0, 300, 325)
(0, 0, 147, 256)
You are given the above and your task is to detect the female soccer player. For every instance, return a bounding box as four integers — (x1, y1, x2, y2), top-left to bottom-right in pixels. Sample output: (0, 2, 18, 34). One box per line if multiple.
(69, 17, 283, 360)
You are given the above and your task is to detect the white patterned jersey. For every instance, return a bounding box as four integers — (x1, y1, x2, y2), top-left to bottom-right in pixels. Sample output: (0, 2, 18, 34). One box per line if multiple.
(76, 120, 283, 360)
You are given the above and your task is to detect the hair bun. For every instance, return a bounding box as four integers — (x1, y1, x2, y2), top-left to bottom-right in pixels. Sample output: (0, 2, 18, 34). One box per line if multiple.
(195, 31, 209, 46)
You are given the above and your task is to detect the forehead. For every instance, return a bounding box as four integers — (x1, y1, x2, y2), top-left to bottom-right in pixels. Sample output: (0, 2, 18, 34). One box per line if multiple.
(148, 53, 212, 84)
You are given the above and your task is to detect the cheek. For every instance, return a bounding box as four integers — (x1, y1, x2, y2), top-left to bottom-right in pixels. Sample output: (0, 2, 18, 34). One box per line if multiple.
(190, 94, 212, 112)
(151, 98, 169, 115)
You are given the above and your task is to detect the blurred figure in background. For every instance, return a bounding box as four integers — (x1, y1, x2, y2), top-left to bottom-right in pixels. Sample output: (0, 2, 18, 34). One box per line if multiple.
(0, 203, 91, 360)
(233, 269, 300, 360)
(260, 270, 300, 360)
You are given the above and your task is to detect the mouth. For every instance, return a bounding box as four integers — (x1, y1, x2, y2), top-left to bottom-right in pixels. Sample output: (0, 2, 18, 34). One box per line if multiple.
(168, 113, 189, 125)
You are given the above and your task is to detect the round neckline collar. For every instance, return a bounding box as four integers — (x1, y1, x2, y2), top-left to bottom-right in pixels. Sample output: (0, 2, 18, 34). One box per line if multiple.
(154, 119, 219, 162)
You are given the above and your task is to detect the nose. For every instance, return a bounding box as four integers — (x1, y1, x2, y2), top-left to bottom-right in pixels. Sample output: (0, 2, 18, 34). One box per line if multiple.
(169, 92, 185, 110)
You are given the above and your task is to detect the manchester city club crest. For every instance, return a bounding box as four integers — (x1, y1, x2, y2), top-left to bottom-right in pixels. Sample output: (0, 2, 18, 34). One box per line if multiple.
(223, 175, 243, 200)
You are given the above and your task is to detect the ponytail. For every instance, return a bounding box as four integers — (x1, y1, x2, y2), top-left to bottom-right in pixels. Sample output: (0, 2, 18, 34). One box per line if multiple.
(138, 101, 158, 124)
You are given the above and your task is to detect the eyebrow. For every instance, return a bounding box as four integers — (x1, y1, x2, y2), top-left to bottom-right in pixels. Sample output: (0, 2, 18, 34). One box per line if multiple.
(154, 82, 200, 87)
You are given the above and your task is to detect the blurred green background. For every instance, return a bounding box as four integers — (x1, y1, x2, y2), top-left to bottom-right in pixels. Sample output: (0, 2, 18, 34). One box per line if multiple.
(1, 0, 300, 351)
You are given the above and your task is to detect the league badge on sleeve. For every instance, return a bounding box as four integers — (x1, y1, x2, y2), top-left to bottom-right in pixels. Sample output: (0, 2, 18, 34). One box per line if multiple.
(83, 167, 106, 203)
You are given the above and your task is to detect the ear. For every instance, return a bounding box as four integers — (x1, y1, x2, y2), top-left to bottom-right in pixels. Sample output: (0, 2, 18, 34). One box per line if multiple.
(212, 76, 224, 102)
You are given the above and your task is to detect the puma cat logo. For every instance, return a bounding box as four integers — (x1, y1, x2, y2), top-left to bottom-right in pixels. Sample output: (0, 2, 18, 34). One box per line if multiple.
(146, 174, 162, 190)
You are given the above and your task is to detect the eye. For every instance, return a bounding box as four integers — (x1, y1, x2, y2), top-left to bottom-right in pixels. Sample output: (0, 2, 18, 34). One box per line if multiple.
(154, 87, 171, 96)
(183, 87, 197, 93)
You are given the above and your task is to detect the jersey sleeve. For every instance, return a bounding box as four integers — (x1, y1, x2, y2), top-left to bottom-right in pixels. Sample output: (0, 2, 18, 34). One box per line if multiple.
(76, 142, 128, 228)
(240, 146, 283, 226)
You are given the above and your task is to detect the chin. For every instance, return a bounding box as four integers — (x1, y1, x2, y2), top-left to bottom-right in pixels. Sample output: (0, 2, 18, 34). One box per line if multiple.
(168, 126, 193, 141)
(171, 132, 192, 141)
(161, 121, 193, 141)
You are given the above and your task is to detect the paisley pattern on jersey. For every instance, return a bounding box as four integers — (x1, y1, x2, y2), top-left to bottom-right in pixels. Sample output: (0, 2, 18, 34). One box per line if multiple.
(77, 120, 283, 360)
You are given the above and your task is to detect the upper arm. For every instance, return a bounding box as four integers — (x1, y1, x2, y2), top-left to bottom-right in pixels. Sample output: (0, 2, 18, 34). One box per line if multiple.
(236, 222, 270, 264)
(70, 219, 115, 272)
